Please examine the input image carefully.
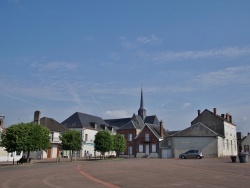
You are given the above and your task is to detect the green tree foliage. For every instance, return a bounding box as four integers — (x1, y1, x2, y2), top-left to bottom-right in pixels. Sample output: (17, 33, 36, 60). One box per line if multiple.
(94, 130, 113, 158)
(0, 123, 50, 164)
(113, 134, 126, 157)
(60, 130, 82, 161)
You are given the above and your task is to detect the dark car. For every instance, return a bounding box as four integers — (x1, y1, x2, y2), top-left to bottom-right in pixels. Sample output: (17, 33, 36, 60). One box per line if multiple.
(179, 150, 204, 159)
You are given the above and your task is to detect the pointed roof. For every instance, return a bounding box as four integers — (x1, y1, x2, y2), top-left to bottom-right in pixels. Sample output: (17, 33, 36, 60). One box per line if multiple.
(40, 117, 69, 132)
(171, 122, 221, 137)
(134, 123, 169, 140)
(140, 88, 145, 109)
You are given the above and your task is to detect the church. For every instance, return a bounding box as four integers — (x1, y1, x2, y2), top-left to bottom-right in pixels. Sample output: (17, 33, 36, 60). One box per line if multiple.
(105, 89, 168, 157)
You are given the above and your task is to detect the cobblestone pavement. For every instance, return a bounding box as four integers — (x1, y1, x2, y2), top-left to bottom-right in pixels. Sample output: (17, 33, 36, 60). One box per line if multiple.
(0, 157, 249, 188)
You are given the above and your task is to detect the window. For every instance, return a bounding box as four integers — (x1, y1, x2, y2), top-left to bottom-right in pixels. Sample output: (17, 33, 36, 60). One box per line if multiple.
(152, 144, 156, 153)
(145, 133, 150, 142)
(139, 145, 143, 152)
(85, 134, 88, 142)
(226, 139, 229, 150)
(128, 146, 132, 155)
(128, 134, 132, 141)
(16, 151, 21, 156)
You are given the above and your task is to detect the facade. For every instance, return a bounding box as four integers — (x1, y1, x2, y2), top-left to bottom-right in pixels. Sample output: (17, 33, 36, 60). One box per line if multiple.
(40, 117, 69, 159)
(163, 108, 238, 158)
(191, 108, 237, 156)
(62, 112, 115, 157)
(135, 121, 168, 158)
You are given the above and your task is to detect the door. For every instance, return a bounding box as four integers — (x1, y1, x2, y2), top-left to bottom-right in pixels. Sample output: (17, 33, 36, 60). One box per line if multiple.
(162, 149, 172, 158)
(47, 149, 51, 158)
(145, 144, 149, 155)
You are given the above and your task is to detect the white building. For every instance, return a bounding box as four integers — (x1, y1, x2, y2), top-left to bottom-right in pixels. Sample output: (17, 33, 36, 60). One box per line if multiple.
(161, 108, 238, 158)
(62, 112, 115, 158)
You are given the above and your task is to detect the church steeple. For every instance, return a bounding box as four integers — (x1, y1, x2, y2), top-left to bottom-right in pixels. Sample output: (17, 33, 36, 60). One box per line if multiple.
(138, 88, 147, 121)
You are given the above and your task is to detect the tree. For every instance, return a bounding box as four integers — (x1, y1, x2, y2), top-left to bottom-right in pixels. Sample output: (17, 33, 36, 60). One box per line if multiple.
(60, 130, 82, 161)
(94, 130, 113, 159)
(0, 123, 50, 164)
(113, 134, 126, 158)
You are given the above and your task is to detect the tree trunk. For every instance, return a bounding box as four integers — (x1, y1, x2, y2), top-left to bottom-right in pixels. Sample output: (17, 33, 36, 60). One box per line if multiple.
(71, 150, 73, 161)
(27, 150, 30, 162)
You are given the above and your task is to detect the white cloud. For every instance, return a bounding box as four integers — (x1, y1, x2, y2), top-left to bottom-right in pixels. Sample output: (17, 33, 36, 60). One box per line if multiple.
(144, 46, 250, 63)
(137, 35, 160, 45)
(182, 103, 191, 109)
(104, 109, 130, 118)
(197, 65, 250, 86)
(31, 61, 78, 72)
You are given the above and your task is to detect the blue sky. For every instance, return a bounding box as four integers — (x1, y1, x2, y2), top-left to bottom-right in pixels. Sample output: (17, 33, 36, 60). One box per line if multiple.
(1, 0, 250, 135)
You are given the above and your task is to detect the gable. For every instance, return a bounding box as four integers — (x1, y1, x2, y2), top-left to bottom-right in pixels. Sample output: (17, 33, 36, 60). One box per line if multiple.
(191, 109, 225, 136)
(135, 123, 168, 140)
(172, 122, 221, 137)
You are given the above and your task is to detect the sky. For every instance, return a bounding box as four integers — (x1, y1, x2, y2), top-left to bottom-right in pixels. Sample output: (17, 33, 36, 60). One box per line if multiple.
(0, 0, 250, 135)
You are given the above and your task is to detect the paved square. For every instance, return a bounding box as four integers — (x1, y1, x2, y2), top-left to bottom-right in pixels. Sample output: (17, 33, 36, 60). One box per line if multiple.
(0, 157, 249, 188)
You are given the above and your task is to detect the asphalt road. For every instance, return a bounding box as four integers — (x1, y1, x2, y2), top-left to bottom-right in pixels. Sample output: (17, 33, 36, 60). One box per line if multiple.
(0, 157, 249, 188)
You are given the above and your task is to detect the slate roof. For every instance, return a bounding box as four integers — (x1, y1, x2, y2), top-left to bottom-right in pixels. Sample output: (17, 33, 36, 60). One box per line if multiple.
(105, 114, 159, 130)
(171, 122, 221, 137)
(40, 117, 69, 133)
(62, 112, 112, 131)
(192, 109, 236, 126)
(105, 117, 131, 128)
(144, 115, 160, 125)
(119, 121, 138, 130)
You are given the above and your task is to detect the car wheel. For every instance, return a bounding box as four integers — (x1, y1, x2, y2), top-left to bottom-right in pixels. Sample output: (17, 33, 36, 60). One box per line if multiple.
(196, 155, 201, 159)
(181, 155, 186, 159)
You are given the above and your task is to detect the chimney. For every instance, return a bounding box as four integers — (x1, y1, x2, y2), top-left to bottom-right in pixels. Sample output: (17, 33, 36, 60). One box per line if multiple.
(229, 115, 232, 123)
(160, 120, 164, 138)
(198, 110, 201, 116)
(34, 110, 41, 125)
(213, 108, 217, 115)
(221, 114, 225, 119)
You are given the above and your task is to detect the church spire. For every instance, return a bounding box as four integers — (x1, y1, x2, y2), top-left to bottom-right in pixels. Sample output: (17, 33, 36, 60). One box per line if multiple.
(138, 88, 147, 121)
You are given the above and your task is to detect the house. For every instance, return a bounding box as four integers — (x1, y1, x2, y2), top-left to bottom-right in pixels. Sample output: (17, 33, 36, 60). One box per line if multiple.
(104, 88, 162, 157)
(166, 122, 224, 158)
(40, 117, 69, 158)
(241, 133, 250, 153)
(0, 115, 23, 162)
(135, 120, 168, 158)
(115, 114, 144, 156)
(26, 111, 70, 159)
(61, 112, 115, 158)
(162, 108, 238, 158)
(192, 108, 237, 156)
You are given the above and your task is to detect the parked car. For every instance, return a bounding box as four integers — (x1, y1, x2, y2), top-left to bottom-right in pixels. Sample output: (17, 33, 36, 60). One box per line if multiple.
(179, 150, 204, 159)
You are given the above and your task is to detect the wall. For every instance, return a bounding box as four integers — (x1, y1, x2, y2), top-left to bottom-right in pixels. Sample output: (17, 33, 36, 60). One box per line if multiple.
(223, 122, 237, 156)
(117, 129, 137, 156)
(172, 137, 218, 158)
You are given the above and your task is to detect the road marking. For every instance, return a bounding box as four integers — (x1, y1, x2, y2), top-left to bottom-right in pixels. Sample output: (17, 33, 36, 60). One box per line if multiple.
(77, 165, 120, 188)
